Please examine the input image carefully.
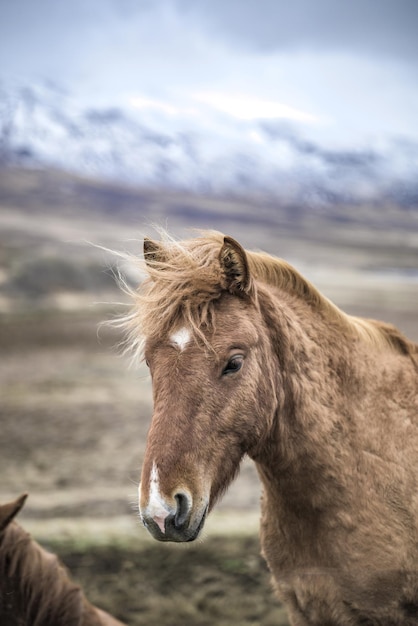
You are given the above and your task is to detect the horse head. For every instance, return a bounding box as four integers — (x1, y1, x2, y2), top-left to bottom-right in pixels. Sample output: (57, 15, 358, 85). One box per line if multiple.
(138, 234, 279, 542)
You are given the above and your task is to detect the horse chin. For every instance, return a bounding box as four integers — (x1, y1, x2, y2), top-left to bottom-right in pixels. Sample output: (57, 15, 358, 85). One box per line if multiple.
(143, 505, 208, 543)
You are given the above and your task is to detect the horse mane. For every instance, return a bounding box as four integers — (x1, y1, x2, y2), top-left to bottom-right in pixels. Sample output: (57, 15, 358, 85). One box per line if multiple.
(245, 248, 414, 356)
(119, 230, 414, 360)
(0, 520, 84, 626)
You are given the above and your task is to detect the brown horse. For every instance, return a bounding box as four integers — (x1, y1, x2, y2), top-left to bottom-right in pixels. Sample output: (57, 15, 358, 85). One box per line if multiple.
(0, 494, 126, 626)
(124, 231, 418, 625)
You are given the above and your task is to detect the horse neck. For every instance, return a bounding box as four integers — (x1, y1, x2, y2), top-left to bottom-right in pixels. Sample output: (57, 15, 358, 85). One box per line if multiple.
(254, 287, 370, 503)
(0, 522, 84, 626)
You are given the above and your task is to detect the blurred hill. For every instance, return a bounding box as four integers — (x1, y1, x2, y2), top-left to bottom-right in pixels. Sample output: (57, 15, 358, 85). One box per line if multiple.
(1, 80, 418, 206)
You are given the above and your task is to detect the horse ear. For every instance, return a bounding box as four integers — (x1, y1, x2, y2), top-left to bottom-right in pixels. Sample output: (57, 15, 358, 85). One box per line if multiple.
(219, 236, 252, 294)
(143, 237, 164, 267)
(0, 493, 28, 532)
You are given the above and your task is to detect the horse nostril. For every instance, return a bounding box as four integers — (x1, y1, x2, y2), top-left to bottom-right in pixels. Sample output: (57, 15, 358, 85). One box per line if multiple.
(174, 492, 191, 529)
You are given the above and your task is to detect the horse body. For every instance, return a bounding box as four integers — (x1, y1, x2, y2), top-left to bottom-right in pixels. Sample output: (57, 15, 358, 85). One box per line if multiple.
(254, 286, 418, 624)
(0, 495, 125, 626)
(129, 231, 418, 625)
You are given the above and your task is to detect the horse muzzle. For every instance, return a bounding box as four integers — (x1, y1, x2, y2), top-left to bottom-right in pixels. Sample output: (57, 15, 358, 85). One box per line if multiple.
(139, 487, 209, 542)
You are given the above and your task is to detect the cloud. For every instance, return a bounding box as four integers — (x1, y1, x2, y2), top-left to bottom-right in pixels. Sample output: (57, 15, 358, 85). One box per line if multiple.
(2, 0, 417, 87)
(0, 0, 417, 164)
(173, 0, 418, 62)
(193, 92, 319, 122)
(129, 97, 180, 117)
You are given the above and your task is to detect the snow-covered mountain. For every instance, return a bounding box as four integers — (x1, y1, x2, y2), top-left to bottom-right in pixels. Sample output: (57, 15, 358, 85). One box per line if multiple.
(1, 80, 417, 207)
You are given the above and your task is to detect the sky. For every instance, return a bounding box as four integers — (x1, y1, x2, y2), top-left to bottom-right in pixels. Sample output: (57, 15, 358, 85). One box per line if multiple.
(0, 0, 417, 191)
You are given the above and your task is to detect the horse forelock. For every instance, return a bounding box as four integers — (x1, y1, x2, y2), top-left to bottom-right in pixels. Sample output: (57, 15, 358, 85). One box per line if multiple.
(118, 231, 230, 359)
(0, 521, 83, 625)
(118, 230, 414, 362)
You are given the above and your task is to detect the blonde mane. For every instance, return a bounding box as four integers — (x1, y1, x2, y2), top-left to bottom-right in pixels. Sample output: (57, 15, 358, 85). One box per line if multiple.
(120, 230, 413, 360)
(245, 248, 413, 354)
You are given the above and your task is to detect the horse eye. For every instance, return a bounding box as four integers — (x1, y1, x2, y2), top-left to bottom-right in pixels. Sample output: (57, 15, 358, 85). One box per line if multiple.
(222, 355, 244, 376)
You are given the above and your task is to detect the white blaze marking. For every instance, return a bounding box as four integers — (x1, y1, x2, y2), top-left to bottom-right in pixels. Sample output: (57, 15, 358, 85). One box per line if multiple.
(170, 327, 191, 351)
(146, 462, 170, 534)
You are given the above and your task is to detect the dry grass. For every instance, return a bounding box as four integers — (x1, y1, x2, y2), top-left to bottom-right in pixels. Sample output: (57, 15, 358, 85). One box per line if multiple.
(44, 534, 289, 626)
